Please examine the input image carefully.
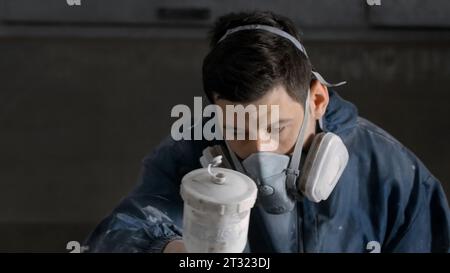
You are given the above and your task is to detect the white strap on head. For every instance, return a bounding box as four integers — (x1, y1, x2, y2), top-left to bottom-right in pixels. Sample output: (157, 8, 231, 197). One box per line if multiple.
(217, 24, 347, 88)
(218, 24, 309, 58)
(312, 71, 346, 87)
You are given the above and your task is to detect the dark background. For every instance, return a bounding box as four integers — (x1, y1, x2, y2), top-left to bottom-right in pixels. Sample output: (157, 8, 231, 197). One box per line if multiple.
(0, 0, 449, 252)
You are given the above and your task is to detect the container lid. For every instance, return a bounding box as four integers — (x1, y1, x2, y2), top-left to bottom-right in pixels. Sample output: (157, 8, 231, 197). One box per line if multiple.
(180, 167, 257, 215)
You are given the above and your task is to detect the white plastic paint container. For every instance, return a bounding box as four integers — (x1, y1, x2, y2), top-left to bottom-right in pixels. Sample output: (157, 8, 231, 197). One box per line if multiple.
(180, 164, 257, 253)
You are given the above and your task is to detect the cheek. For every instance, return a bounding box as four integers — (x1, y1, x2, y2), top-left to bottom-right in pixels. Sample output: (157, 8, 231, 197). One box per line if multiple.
(277, 120, 303, 153)
(276, 129, 298, 154)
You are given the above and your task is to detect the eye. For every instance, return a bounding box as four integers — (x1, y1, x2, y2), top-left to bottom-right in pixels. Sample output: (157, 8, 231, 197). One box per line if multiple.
(270, 126, 286, 133)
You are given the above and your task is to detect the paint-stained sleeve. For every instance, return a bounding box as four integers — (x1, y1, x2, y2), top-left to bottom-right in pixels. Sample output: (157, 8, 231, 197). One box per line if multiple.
(84, 136, 186, 252)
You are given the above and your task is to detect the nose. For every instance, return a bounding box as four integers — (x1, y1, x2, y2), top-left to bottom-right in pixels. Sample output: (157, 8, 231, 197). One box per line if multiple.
(234, 130, 280, 159)
(237, 140, 264, 160)
(255, 138, 267, 152)
(251, 131, 279, 153)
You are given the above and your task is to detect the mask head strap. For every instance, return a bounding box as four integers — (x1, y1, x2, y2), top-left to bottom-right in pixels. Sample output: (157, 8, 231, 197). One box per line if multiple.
(285, 89, 310, 196)
(217, 24, 346, 88)
(218, 24, 309, 58)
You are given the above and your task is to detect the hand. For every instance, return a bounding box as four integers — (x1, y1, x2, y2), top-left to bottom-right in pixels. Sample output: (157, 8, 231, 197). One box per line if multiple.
(163, 239, 186, 253)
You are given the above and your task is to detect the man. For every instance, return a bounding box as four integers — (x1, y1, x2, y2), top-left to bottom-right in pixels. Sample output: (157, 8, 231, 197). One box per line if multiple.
(85, 11, 450, 252)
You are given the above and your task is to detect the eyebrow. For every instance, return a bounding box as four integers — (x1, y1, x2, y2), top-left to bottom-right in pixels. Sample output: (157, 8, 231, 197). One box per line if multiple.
(222, 118, 292, 131)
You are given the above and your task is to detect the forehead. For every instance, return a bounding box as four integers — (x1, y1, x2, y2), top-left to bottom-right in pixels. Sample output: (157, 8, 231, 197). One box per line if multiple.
(214, 85, 304, 129)
(215, 85, 302, 110)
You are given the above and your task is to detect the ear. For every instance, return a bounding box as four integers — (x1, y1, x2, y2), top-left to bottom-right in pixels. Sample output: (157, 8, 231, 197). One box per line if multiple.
(309, 79, 329, 120)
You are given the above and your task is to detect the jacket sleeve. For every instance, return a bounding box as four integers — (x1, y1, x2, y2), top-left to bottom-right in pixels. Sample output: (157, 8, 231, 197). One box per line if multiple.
(384, 174, 450, 253)
(84, 136, 193, 252)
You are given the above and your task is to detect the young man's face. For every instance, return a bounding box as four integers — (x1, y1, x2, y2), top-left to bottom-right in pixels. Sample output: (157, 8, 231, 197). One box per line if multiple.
(214, 85, 309, 159)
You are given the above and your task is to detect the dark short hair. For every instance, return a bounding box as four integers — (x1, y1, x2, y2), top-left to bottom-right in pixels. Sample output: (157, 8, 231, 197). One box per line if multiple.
(202, 11, 312, 104)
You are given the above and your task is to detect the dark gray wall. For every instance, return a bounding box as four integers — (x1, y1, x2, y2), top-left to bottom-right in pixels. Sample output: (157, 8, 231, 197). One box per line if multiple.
(0, 38, 207, 252)
(0, 0, 449, 252)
